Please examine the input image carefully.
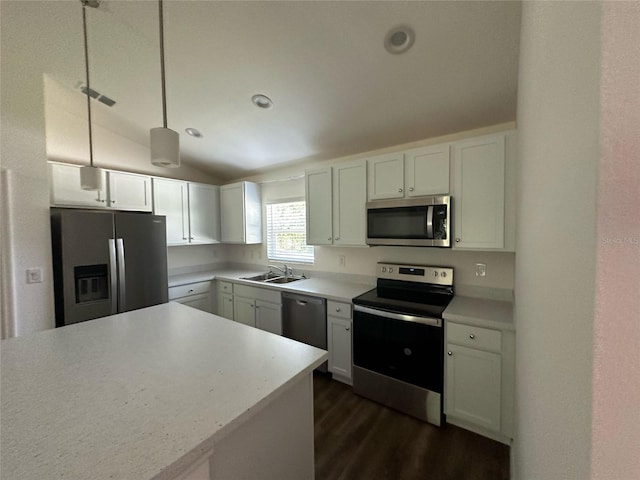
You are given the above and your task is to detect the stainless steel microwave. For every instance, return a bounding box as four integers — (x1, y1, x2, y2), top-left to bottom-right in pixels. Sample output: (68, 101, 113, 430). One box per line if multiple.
(366, 195, 451, 247)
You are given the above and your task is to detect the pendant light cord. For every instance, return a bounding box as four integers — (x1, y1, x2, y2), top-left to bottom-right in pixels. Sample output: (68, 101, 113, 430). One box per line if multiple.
(158, 0, 168, 128)
(82, 4, 95, 167)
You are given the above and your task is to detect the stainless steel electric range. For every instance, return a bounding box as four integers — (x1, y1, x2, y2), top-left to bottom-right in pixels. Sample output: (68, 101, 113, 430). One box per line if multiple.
(351, 262, 454, 426)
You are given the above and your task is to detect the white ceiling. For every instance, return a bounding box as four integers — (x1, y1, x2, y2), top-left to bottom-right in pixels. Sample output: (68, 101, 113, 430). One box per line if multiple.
(16, 0, 522, 181)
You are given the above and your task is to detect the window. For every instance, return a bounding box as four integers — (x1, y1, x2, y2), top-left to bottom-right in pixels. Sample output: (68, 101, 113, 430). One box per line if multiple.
(266, 200, 314, 264)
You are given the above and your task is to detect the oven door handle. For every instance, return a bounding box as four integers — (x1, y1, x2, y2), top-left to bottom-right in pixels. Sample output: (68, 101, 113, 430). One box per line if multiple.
(354, 304, 442, 327)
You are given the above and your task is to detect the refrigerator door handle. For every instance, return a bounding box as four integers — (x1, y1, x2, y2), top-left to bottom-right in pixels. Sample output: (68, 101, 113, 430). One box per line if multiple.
(108, 239, 118, 314)
(116, 238, 126, 311)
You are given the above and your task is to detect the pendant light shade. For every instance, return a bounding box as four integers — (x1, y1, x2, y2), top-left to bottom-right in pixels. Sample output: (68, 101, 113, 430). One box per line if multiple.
(150, 0, 180, 168)
(79, 0, 103, 190)
(150, 127, 180, 167)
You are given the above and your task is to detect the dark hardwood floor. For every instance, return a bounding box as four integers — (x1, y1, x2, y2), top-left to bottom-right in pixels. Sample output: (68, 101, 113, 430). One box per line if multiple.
(314, 373, 509, 480)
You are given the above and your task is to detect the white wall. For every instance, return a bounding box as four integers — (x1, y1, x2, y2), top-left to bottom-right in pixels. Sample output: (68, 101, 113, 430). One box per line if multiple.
(515, 2, 601, 478)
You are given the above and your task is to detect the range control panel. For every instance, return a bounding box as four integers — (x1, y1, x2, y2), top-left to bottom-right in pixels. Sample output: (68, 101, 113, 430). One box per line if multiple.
(377, 263, 454, 287)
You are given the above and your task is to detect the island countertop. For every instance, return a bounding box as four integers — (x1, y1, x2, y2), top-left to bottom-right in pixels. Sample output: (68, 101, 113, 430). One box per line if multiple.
(0, 303, 327, 480)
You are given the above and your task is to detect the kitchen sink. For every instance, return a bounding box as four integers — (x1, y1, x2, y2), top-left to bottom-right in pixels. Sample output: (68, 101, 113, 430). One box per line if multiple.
(240, 272, 305, 284)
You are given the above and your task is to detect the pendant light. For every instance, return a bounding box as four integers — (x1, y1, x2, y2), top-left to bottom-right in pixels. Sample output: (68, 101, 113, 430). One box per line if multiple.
(79, 0, 103, 190)
(150, 0, 180, 168)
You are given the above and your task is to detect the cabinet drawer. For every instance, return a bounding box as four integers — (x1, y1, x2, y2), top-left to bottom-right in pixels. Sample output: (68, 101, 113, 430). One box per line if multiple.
(447, 322, 502, 352)
(169, 281, 211, 300)
(218, 281, 234, 294)
(327, 300, 351, 319)
(233, 284, 281, 304)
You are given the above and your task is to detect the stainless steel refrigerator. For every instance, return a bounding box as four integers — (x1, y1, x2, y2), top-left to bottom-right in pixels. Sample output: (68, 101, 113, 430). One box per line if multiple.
(51, 208, 168, 327)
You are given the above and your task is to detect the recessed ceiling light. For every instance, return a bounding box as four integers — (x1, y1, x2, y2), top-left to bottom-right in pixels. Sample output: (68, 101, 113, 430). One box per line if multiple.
(384, 26, 415, 55)
(185, 127, 202, 138)
(251, 94, 273, 109)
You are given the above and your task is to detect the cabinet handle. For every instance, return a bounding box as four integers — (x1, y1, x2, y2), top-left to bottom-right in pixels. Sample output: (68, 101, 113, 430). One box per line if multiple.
(409, 187, 414, 192)
(447, 351, 453, 356)
(469, 334, 475, 339)
(188, 289, 194, 293)
(335, 237, 340, 241)
(398, 188, 403, 193)
(328, 237, 332, 241)
(336, 308, 341, 312)
(345, 326, 350, 331)
(456, 238, 461, 243)
(189, 237, 194, 240)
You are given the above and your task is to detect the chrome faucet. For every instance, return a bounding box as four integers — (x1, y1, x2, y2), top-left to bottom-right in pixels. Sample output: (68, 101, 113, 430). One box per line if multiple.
(268, 263, 293, 278)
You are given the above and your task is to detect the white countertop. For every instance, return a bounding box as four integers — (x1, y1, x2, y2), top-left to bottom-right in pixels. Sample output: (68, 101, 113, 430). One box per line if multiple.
(0, 303, 327, 480)
(443, 295, 514, 331)
(169, 268, 374, 303)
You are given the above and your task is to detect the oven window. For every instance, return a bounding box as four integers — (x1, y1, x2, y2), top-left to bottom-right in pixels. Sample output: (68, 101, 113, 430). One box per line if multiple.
(353, 311, 443, 393)
(367, 206, 428, 238)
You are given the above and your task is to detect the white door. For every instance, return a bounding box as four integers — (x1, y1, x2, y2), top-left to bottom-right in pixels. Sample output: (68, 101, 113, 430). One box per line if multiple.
(332, 160, 367, 246)
(233, 296, 256, 327)
(445, 343, 502, 432)
(152, 178, 189, 245)
(49, 163, 106, 207)
(327, 316, 352, 380)
(220, 183, 244, 243)
(405, 144, 450, 196)
(188, 183, 220, 244)
(220, 293, 234, 320)
(367, 152, 404, 200)
(255, 300, 282, 335)
(452, 134, 505, 249)
(305, 168, 333, 245)
(107, 171, 152, 211)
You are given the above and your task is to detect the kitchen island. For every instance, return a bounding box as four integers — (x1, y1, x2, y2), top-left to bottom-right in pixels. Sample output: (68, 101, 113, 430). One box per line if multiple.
(1, 302, 327, 480)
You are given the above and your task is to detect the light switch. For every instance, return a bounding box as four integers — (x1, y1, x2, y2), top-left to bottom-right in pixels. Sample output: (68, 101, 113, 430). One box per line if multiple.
(26, 268, 43, 284)
(475, 263, 487, 277)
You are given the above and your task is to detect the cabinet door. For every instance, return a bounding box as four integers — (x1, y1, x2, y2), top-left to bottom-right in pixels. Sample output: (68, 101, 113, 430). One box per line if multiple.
(445, 343, 502, 432)
(152, 178, 189, 245)
(332, 160, 367, 246)
(305, 168, 333, 245)
(255, 300, 282, 335)
(49, 163, 106, 207)
(233, 296, 256, 327)
(327, 316, 352, 381)
(107, 171, 152, 211)
(405, 144, 450, 196)
(367, 153, 404, 200)
(220, 183, 244, 243)
(220, 293, 234, 320)
(452, 134, 505, 249)
(188, 183, 220, 244)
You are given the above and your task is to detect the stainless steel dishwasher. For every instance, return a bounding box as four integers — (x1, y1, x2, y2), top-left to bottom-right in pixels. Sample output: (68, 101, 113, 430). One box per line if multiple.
(282, 292, 327, 372)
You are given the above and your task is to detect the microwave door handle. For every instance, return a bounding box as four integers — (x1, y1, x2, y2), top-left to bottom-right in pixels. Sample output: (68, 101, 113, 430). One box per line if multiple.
(116, 238, 126, 312)
(426, 205, 434, 238)
(108, 239, 118, 314)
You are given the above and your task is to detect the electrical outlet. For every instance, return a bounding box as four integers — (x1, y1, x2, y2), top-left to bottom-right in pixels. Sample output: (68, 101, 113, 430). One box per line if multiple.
(475, 263, 487, 277)
(26, 268, 43, 284)
(339, 255, 346, 267)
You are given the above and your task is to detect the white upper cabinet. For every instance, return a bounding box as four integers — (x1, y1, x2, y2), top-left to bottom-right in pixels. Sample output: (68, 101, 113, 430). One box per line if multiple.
(50, 163, 151, 212)
(367, 153, 405, 200)
(152, 178, 220, 246)
(188, 183, 220, 244)
(451, 132, 514, 250)
(220, 181, 262, 244)
(50, 163, 108, 208)
(305, 168, 333, 245)
(107, 171, 152, 211)
(306, 160, 367, 247)
(367, 144, 450, 201)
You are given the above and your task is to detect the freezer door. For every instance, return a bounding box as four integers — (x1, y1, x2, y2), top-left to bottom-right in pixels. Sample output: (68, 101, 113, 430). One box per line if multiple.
(114, 212, 168, 312)
(51, 208, 117, 326)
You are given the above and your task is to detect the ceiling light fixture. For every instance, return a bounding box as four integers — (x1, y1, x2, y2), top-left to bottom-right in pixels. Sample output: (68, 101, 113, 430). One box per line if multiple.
(150, 0, 180, 168)
(79, 0, 103, 191)
(185, 127, 202, 138)
(251, 94, 273, 109)
(384, 26, 415, 55)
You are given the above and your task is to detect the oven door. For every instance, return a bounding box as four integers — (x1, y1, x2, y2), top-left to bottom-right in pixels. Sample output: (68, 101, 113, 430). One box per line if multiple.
(353, 304, 443, 393)
(366, 196, 450, 247)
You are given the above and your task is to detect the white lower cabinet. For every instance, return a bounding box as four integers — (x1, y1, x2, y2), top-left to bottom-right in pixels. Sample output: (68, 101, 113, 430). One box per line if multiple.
(444, 321, 514, 444)
(224, 283, 282, 335)
(169, 281, 212, 313)
(326, 300, 352, 384)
